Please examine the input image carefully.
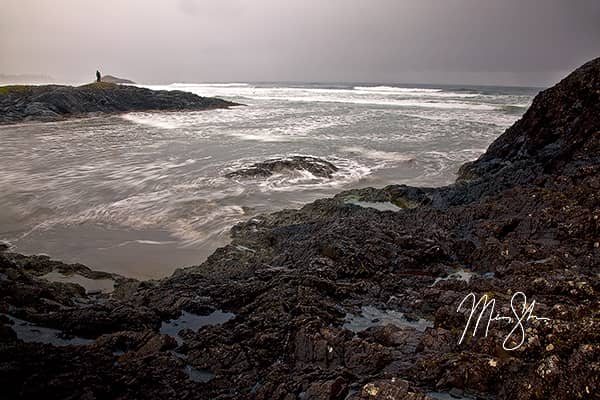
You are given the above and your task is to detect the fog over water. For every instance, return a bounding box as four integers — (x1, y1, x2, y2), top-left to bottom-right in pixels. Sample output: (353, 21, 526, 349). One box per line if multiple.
(1, 0, 599, 86)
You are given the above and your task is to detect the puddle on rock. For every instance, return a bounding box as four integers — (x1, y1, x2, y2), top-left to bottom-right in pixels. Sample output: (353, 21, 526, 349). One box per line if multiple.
(184, 365, 215, 383)
(3, 314, 93, 346)
(431, 269, 475, 286)
(40, 271, 115, 294)
(160, 310, 235, 345)
(343, 306, 433, 333)
(169, 349, 187, 359)
(344, 199, 402, 212)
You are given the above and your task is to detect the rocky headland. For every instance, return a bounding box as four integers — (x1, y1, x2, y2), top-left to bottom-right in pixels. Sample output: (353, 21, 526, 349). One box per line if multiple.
(0, 82, 238, 124)
(1, 58, 599, 399)
(100, 75, 136, 84)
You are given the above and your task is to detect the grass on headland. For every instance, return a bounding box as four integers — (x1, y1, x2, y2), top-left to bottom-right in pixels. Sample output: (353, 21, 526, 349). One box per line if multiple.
(0, 85, 34, 95)
(78, 82, 120, 90)
(0, 82, 121, 96)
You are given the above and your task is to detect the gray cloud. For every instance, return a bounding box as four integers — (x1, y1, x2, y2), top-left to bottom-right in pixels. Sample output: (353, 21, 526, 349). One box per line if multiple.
(1, 0, 599, 86)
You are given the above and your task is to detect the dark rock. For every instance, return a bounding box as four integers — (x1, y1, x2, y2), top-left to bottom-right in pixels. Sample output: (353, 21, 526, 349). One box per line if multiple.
(304, 377, 347, 400)
(347, 379, 430, 399)
(225, 156, 339, 179)
(0, 241, 9, 252)
(0, 82, 240, 124)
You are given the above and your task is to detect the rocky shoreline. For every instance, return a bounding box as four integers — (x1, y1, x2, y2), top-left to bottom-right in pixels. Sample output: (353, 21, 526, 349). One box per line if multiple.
(0, 82, 239, 124)
(1, 58, 599, 399)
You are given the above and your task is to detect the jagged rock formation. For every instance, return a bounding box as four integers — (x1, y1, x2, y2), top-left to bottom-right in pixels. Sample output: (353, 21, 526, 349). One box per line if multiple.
(1, 58, 599, 399)
(0, 82, 238, 124)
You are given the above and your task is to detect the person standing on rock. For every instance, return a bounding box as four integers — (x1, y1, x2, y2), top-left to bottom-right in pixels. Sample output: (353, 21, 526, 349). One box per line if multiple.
(96, 70, 101, 83)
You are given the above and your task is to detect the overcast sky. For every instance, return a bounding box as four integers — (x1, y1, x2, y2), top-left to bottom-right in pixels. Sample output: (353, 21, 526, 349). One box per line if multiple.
(1, 0, 599, 86)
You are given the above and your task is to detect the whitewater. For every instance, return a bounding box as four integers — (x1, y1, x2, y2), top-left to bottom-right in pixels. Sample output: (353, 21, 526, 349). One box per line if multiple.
(0, 82, 537, 278)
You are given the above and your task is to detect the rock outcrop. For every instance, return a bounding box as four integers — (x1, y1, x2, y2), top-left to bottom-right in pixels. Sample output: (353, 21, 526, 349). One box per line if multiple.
(0, 82, 239, 124)
(1, 58, 599, 399)
(100, 75, 136, 84)
(225, 156, 339, 179)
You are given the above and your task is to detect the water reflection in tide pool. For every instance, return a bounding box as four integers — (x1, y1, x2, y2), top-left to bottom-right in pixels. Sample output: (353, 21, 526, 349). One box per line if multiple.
(343, 306, 433, 333)
(183, 365, 215, 383)
(159, 310, 235, 345)
(2, 314, 93, 347)
(40, 270, 115, 294)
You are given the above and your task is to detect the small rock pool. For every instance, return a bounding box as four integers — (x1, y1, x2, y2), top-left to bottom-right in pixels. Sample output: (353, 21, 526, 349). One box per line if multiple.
(3, 314, 93, 347)
(343, 306, 433, 333)
(160, 310, 235, 345)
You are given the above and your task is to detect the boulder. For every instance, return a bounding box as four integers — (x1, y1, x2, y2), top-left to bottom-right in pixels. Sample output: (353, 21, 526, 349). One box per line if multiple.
(225, 156, 339, 179)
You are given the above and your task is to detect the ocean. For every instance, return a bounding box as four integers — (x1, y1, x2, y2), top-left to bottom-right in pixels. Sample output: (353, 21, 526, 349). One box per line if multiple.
(0, 82, 539, 279)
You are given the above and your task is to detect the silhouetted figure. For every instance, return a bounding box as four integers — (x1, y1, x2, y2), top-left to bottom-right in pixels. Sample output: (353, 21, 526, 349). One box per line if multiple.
(96, 70, 101, 83)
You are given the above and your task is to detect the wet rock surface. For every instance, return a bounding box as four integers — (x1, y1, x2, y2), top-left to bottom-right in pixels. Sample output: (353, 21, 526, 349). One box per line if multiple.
(0, 82, 239, 124)
(1, 58, 600, 399)
(225, 156, 339, 179)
